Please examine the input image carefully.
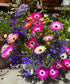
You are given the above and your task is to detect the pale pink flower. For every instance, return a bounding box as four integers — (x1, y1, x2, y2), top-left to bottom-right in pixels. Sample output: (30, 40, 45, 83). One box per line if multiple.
(50, 21, 63, 31)
(43, 35, 54, 42)
(7, 33, 18, 43)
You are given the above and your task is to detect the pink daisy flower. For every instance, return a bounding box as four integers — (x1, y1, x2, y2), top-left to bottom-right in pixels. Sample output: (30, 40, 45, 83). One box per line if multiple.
(1, 44, 9, 53)
(36, 66, 48, 79)
(62, 59, 70, 69)
(31, 25, 43, 34)
(43, 35, 54, 42)
(49, 67, 59, 78)
(53, 61, 63, 70)
(7, 33, 18, 43)
(27, 38, 38, 49)
(33, 20, 43, 26)
(2, 45, 14, 59)
(32, 12, 42, 20)
(50, 21, 63, 31)
(65, 46, 70, 53)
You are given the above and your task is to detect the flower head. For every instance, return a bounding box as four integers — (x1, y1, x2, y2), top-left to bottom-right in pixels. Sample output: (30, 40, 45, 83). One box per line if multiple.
(33, 20, 43, 26)
(60, 53, 67, 59)
(49, 67, 59, 78)
(7, 33, 18, 43)
(43, 35, 54, 42)
(24, 21, 32, 28)
(2, 45, 14, 59)
(27, 38, 38, 49)
(1, 44, 9, 53)
(31, 25, 43, 34)
(36, 66, 48, 79)
(32, 12, 42, 20)
(65, 46, 70, 53)
(50, 21, 63, 31)
(18, 3, 29, 14)
(34, 46, 46, 54)
(62, 59, 70, 69)
(54, 61, 63, 70)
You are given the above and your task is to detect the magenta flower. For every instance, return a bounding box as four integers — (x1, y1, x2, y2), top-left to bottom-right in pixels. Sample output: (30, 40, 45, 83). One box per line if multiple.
(1, 44, 9, 53)
(49, 67, 59, 78)
(43, 35, 54, 42)
(62, 59, 70, 69)
(33, 20, 43, 26)
(65, 46, 70, 53)
(31, 25, 43, 34)
(50, 21, 63, 31)
(2, 45, 14, 59)
(54, 61, 63, 70)
(27, 38, 38, 49)
(7, 33, 18, 43)
(36, 66, 48, 79)
(32, 12, 42, 20)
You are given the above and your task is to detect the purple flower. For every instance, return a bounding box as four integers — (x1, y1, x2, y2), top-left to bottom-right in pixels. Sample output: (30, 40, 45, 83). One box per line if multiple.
(18, 4, 29, 14)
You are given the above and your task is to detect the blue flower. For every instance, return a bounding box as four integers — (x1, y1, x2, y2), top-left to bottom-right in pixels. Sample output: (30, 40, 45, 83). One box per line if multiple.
(14, 12, 20, 18)
(20, 70, 24, 73)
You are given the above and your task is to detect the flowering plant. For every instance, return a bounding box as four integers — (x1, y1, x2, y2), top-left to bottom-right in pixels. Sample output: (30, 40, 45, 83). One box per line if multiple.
(0, 3, 70, 81)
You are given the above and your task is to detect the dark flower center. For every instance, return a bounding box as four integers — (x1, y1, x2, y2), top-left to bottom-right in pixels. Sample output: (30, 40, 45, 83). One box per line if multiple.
(51, 71, 54, 73)
(9, 51, 12, 54)
(13, 38, 15, 40)
(48, 38, 51, 40)
(36, 16, 38, 18)
(39, 49, 42, 52)
(62, 55, 64, 58)
(31, 42, 34, 45)
(41, 72, 44, 74)
(36, 29, 40, 32)
(55, 25, 58, 28)
(66, 63, 69, 66)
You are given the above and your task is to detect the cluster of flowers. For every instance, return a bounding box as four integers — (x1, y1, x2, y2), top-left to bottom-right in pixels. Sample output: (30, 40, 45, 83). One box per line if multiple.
(0, 6, 70, 80)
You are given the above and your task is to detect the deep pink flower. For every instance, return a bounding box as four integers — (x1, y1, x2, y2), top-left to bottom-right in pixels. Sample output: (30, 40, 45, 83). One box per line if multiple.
(1, 44, 9, 53)
(62, 59, 70, 69)
(33, 20, 43, 26)
(31, 25, 43, 34)
(43, 35, 54, 42)
(50, 21, 63, 31)
(2, 45, 14, 59)
(65, 46, 70, 53)
(49, 67, 59, 78)
(32, 12, 42, 20)
(7, 33, 18, 43)
(36, 66, 48, 79)
(53, 61, 63, 70)
(27, 38, 38, 49)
